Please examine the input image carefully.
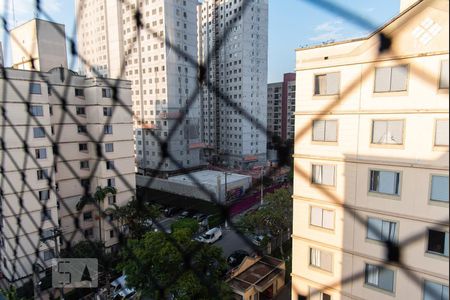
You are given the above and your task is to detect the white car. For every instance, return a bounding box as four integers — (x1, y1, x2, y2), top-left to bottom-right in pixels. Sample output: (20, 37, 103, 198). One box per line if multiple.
(195, 227, 222, 244)
(111, 275, 136, 299)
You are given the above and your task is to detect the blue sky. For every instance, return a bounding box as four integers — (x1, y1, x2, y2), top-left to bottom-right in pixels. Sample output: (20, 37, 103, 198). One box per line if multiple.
(0, 0, 399, 82)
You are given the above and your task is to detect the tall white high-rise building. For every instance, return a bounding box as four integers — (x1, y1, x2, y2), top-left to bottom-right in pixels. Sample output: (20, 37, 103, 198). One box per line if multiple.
(198, 0, 268, 169)
(76, 0, 203, 174)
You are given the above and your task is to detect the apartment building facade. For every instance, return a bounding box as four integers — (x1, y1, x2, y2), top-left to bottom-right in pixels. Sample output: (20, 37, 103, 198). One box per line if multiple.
(76, 0, 203, 174)
(198, 0, 269, 169)
(267, 73, 296, 144)
(292, 1, 449, 299)
(10, 19, 68, 72)
(0, 66, 135, 282)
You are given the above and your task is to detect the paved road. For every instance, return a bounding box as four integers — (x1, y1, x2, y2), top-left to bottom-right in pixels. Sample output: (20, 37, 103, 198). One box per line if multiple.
(215, 228, 256, 258)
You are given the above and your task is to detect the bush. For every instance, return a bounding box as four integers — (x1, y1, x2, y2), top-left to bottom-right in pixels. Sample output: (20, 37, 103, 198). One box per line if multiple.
(207, 213, 225, 229)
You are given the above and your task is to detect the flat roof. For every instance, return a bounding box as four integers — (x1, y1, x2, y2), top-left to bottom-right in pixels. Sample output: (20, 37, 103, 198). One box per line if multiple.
(168, 170, 251, 186)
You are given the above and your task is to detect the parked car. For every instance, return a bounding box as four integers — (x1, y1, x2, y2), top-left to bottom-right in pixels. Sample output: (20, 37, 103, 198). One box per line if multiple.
(164, 207, 181, 217)
(251, 234, 265, 246)
(178, 209, 196, 219)
(195, 227, 222, 244)
(193, 213, 208, 225)
(111, 275, 136, 299)
(227, 250, 250, 268)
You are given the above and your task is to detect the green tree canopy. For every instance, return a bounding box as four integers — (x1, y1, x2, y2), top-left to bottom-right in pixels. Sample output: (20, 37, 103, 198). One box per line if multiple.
(237, 188, 293, 257)
(119, 229, 232, 299)
(171, 218, 199, 236)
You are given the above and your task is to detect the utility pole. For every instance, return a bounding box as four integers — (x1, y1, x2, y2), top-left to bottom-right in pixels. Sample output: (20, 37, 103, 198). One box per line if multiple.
(223, 172, 231, 229)
(260, 166, 264, 206)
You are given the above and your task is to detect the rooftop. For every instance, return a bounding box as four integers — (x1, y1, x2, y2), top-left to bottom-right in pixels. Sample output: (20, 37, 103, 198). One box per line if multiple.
(168, 170, 251, 186)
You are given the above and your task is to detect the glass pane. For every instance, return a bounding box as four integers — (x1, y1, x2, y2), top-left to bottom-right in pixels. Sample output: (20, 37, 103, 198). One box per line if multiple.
(440, 60, 449, 89)
(391, 65, 408, 91)
(313, 120, 326, 141)
(322, 165, 335, 186)
(367, 218, 383, 241)
(387, 121, 404, 144)
(321, 251, 333, 272)
(311, 207, 322, 227)
(435, 120, 449, 146)
(312, 165, 322, 184)
(379, 267, 394, 292)
(315, 75, 327, 95)
(431, 176, 449, 202)
(366, 264, 379, 286)
(372, 121, 388, 144)
(424, 281, 443, 300)
(428, 230, 446, 255)
(326, 73, 340, 95)
(325, 121, 337, 142)
(375, 67, 391, 92)
(322, 210, 334, 230)
(378, 171, 398, 195)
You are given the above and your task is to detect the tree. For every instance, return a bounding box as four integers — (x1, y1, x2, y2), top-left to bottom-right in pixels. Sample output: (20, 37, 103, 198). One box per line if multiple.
(171, 218, 199, 235)
(76, 186, 117, 242)
(1, 286, 26, 300)
(60, 241, 114, 273)
(238, 188, 292, 258)
(119, 225, 232, 299)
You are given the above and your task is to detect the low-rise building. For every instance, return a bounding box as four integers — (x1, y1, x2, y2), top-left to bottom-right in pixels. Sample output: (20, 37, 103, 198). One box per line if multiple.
(227, 255, 286, 300)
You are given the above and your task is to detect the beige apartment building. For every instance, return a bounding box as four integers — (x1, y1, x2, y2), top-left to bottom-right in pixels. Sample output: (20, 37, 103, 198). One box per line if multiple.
(292, 0, 449, 299)
(0, 20, 135, 282)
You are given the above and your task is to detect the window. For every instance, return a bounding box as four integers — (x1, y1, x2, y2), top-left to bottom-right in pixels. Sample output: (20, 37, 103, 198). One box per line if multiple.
(43, 249, 55, 261)
(80, 161, 90, 169)
(75, 88, 85, 97)
(369, 170, 401, 196)
(367, 218, 397, 243)
(39, 190, 50, 201)
(78, 126, 87, 133)
(108, 195, 116, 205)
(312, 164, 336, 186)
(83, 211, 93, 221)
(365, 264, 395, 293)
(439, 60, 449, 89)
(310, 207, 334, 230)
(41, 209, 52, 221)
(80, 179, 90, 189)
(427, 229, 449, 257)
(310, 248, 333, 272)
(372, 120, 404, 145)
(313, 120, 337, 142)
(106, 161, 115, 170)
(30, 105, 44, 116)
(33, 127, 45, 138)
(104, 125, 113, 134)
(84, 228, 94, 238)
(102, 88, 112, 98)
(314, 73, 340, 95)
(76, 107, 86, 115)
(105, 143, 114, 152)
(79, 143, 88, 152)
(424, 280, 449, 300)
(29, 83, 42, 94)
(430, 175, 449, 203)
(374, 65, 408, 92)
(35, 148, 47, 159)
(40, 228, 54, 241)
(37, 169, 49, 180)
(103, 107, 113, 116)
(435, 120, 449, 146)
(107, 178, 115, 187)
(309, 288, 332, 300)
(110, 230, 115, 238)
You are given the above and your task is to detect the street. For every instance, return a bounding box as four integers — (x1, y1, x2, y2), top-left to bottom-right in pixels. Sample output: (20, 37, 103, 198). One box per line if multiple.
(215, 227, 256, 258)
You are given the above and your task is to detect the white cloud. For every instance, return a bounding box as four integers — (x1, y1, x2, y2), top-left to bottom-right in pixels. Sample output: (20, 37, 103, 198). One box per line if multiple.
(309, 19, 344, 42)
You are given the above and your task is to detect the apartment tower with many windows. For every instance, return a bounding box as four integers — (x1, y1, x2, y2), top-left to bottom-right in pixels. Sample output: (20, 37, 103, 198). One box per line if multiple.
(198, 0, 269, 169)
(292, 0, 448, 299)
(76, 0, 203, 174)
(267, 73, 296, 144)
(0, 67, 135, 282)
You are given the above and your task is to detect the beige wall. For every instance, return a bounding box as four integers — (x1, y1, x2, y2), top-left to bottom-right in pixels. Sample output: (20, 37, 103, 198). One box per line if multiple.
(292, 1, 449, 299)
(0, 68, 135, 281)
